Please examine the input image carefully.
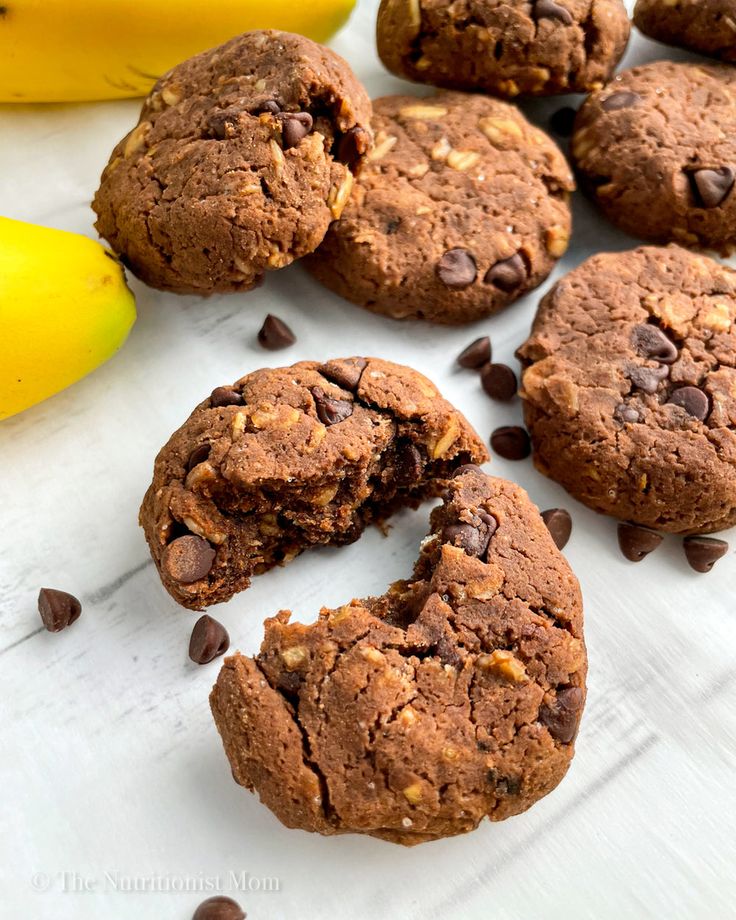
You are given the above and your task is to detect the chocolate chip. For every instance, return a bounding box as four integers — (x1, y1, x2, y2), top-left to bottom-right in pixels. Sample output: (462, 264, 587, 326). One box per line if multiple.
(457, 336, 491, 369)
(453, 463, 483, 478)
(614, 403, 641, 423)
(258, 99, 281, 115)
(207, 111, 239, 140)
(436, 248, 477, 289)
(391, 440, 424, 486)
(617, 522, 664, 562)
(37, 588, 82, 633)
(481, 363, 517, 401)
(490, 426, 531, 461)
(186, 444, 211, 472)
(683, 536, 729, 573)
(489, 773, 522, 796)
(627, 364, 669, 394)
(192, 896, 245, 920)
(534, 0, 573, 24)
(162, 535, 216, 584)
(484, 253, 527, 292)
(337, 126, 371, 169)
(690, 167, 735, 209)
(210, 386, 243, 408)
(541, 509, 572, 550)
(257, 313, 296, 350)
(601, 91, 641, 112)
(319, 357, 367, 391)
(441, 511, 497, 558)
(280, 111, 313, 149)
(312, 386, 353, 426)
(549, 106, 577, 137)
(631, 324, 678, 364)
(189, 614, 230, 665)
(539, 687, 583, 742)
(668, 386, 710, 421)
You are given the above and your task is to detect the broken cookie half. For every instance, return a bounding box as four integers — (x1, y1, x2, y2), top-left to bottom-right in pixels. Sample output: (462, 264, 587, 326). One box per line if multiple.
(211, 468, 586, 845)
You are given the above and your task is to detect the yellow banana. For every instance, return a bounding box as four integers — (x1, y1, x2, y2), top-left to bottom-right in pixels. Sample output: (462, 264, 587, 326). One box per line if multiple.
(0, 0, 356, 103)
(0, 217, 136, 420)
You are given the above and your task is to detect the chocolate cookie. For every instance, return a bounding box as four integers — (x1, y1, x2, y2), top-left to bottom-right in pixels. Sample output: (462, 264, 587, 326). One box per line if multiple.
(93, 31, 372, 295)
(517, 245, 736, 534)
(572, 61, 736, 252)
(211, 468, 586, 845)
(140, 358, 488, 609)
(376, 0, 630, 98)
(634, 0, 736, 63)
(305, 92, 574, 324)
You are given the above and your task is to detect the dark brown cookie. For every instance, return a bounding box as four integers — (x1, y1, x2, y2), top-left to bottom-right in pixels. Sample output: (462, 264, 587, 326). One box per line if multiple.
(93, 31, 372, 294)
(634, 0, 736, 63)
(376, 0, 630, 97)
(140, 358, 488, 609)
(305, 92, 574, 323)
(211, 468, 586, 845)
(517, 245, 736, 534)
(572, 61, 736, 252)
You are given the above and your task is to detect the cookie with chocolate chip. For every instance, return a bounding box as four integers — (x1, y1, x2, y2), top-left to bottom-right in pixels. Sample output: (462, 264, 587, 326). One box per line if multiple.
(93, 31, 372, 294)
(211, 467, 586, 845)
(376, 0, 630, 98)
(572, 61, 736, 252)
(140, 358, 488, 609)
(305, 92, 574, 324)
(517, 245, 736, 534)
(634, 0, 736, 63)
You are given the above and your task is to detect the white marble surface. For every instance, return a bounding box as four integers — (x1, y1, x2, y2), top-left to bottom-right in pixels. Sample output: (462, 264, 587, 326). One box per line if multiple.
(1, 2, 735, 918)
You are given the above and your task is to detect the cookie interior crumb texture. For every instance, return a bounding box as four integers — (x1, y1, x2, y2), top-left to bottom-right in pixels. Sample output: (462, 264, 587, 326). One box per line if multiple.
(211, 468, 586, 845)
(140, 358, 488, 609)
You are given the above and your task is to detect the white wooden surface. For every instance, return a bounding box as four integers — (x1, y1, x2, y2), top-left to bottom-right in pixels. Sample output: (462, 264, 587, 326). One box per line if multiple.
(1, 3, 735, 918)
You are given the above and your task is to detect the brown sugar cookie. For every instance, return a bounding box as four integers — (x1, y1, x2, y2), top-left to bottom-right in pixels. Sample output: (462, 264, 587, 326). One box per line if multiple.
(516, 245, 736, 535)
(634, 0, 736, 63)
(305, 92, 574, 324)
(572, 61, 736, 252)
(140, 358, 488, 609)
(376, 0, 630, 98)
(211, 467, 586, 845)
(93, 31, 372, 295)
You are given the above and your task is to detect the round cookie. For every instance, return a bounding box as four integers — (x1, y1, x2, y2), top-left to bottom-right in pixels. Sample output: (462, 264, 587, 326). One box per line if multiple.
(376, 0, 630, 98)
(140, 357, 488, 609)
(211, 468, 586, 845)
(634, 0, 736, 64)
(305, 92, 574, 324)
(93, 31, 372, 295)
(572, 61, 736, 252)
(516, 245, 736, 535)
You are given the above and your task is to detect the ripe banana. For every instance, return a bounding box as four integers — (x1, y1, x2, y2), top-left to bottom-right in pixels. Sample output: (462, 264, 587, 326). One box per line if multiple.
(0, 217, 136, 420)
(0, 0, 356, 102)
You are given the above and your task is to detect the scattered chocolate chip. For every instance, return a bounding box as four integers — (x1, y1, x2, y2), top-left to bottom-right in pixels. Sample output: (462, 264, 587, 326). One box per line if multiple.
(538, 687, 584, 742)
(541, 509, 572, 550)
(207, 111, 239, 140)
(668, 386, 710, 421)
(386, 218, 401, 235)
(37, 588, 82, 633)
(257, 313, 296, 350)
(312, 386, 353, 426)
(280, 112, 313, 149)
(601, 91, 641, 112)
(683, 536, 729, 573)
(484, 253, 527, 292)
(162, 535, 216, 584)
(258, 99, 281, 115)
(192, 896, 245, 920)
(186, 444, 211, 472)
(549, 106, 577, 137)
(391, 440, 424, 486)
(690, 167, 735, 209)
(617, 522, 664, 562)
(453, 463, 483, 478)
(614, 403, 641, 423)
(534, 0, 573, 24)
(457, 336, 491, 369)
(481, 363, 518, 401)
(627, 364, 669, 394)
(631, 324, 678, 364)
(489, 772, 522, 796)
(436, 248, 477, 289)
(490, 426, 531, 461)
(189, 615, 230, 665)
(319, 357, 367, 391)
(210, 386, 243, 408)
(441, 511, 497, 558)
(337, 125, 371, 168)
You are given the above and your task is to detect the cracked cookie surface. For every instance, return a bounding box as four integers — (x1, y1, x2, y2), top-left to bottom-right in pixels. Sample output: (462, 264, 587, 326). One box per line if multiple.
(634, 0, 736, 63)
(376, 0, 630, 98)
(572, 61, 736, 252)
(140, 357, 488, 609)
(93, 30, 372, 295)
(305, 91, 574, 324)
(211, 468, 586, 845)
(516, 245, 736, 534)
